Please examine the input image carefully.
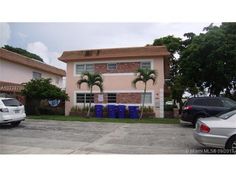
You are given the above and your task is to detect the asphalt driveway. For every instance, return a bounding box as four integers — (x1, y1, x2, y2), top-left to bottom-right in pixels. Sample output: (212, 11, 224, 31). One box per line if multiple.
(0, 119, 212, 154)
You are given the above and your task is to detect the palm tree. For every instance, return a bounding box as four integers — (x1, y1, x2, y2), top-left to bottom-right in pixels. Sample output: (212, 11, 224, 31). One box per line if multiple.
(77, 72, 104, 117)
(132, 68, 157, 119)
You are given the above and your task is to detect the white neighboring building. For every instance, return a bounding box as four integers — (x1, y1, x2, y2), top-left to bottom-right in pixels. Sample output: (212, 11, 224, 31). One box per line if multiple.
(0, 48, 66, 94)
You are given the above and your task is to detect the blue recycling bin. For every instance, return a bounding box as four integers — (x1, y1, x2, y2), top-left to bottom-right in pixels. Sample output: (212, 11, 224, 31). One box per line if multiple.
(128, 106, 139, 119)
(95, 105, 103, 118)
(117, 105, 126, 119)
(107, 105, 117, 118)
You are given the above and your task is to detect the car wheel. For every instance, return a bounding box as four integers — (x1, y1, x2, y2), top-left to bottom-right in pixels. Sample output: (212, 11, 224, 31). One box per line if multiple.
(226, 136, 236, 154)
(11, 121, 21, 127)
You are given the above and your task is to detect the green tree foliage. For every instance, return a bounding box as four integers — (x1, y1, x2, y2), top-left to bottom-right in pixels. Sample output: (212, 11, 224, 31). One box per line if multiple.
(153, 35, 184, 106)
(3, 45, 44, 62)
(132, 68, 157, 119)
(180, 23, 236, 96)
(77, 72, 104, 117)
(153, 23, 236, 106)
(21, 78, 69, 115)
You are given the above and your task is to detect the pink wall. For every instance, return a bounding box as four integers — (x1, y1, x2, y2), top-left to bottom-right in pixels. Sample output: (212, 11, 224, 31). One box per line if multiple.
(0, 59, 64, 88)
(65, 57, 165, 117)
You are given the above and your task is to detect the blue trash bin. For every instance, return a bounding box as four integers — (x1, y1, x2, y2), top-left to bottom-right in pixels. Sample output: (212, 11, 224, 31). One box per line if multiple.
(95, 105, 103, 118)
(118, 105, 126, 118)
(128, 106, 139, 119)
(107, 105, 117, 118)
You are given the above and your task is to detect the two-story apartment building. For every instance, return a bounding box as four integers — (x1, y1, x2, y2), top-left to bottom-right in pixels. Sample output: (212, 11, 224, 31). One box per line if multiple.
(0, 48, 66, 96)
(59, 46, 170, 118)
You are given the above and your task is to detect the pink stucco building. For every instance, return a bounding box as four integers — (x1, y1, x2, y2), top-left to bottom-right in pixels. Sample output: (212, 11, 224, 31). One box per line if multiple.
(59, 46, 170, 118)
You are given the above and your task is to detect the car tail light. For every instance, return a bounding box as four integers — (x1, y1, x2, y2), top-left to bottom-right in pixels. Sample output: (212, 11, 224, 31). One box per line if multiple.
(0, 108, 9, 112)
(183, 106, 192, 110)
(200, 123, 210, 133)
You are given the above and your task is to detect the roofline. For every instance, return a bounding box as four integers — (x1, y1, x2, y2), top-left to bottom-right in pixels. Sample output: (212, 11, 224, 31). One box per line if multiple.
(58, 45, 170, 63)
(0, 48, 66, 77)
(59, 45, 165, 53)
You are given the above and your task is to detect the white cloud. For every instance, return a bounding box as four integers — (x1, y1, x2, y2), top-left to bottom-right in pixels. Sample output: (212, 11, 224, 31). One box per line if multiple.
(0, 23, 11, 47)
(27, 41, 66, 70)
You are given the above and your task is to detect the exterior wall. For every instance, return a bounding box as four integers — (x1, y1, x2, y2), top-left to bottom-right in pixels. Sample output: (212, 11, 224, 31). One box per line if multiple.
(95, 62, 140, 73)
(65, 57, 165, 117)
(0, 58, 64, 88)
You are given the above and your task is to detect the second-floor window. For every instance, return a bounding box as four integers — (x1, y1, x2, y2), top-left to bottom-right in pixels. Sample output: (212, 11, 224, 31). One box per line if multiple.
(140, 62, 151, 70)
(32, 71, 42, 79)
(107, 63, 117, 70)
(75, 64, 94, 74)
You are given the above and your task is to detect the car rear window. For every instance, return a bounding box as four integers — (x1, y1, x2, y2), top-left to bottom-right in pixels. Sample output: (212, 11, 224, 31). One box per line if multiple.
(2, 99, 22, 107)
(216, 109, 236, 119)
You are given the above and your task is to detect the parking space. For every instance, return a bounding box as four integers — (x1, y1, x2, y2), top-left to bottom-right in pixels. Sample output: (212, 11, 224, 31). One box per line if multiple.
(0, 119, 216, 154)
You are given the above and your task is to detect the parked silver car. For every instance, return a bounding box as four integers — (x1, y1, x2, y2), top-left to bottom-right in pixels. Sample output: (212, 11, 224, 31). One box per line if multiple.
(194, 109, 236, 153)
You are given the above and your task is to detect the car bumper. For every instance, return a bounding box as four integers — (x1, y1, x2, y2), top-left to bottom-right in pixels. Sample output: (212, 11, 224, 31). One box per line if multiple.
(193, 131, 227, 148)
(181, 112, 194, 124)
(0, 113, 26, 124)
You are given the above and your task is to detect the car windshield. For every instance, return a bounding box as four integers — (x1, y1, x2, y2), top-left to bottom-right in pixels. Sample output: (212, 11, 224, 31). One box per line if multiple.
(216, 109, 236, 119)
(2, 98, 22, 107)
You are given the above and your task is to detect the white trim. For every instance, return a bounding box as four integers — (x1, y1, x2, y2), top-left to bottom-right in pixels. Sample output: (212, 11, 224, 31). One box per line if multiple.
(103, 73, 135, 76)
(73, 59, 154, 77)
(74, 90, 154, 93)
(159, 88, 164, 118)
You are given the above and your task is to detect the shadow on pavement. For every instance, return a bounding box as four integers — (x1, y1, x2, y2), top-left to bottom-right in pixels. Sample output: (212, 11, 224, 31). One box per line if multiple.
(0, 124, 24, 129)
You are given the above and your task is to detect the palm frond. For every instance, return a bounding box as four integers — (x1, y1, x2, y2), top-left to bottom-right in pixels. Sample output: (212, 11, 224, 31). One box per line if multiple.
(93, 82, 104, 92)
(77, 79, 89, 88)
(132, 77, 144, 88)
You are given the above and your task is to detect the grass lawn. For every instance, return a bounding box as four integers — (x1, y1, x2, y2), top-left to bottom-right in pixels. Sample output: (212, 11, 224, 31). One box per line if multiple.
(28, 115, 180, 124)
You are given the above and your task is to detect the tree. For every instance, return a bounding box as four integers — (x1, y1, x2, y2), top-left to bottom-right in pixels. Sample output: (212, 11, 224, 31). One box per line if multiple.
(77, 72, 104, 117)
(3, 45, 44, 62)
(132, 68, 157, 119)
(153, 35, 184, 106)
(21, 78, 69, 115)
(179, 23, 236, 96)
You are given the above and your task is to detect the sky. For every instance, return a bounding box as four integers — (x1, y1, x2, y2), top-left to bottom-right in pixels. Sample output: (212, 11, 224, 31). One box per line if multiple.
(0, 22, 220, 70)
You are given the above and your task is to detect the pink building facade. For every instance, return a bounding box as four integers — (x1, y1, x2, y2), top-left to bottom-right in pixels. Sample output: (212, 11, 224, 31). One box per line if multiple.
(59, 46, 170, 118)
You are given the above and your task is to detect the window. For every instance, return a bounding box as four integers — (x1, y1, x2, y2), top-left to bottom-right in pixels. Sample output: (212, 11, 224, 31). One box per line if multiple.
(76, 93, 94, 104)
(193, 99, 207, 106)
(140, 62, 151, 70)
(107, 93, 117, 103)
(217, 110, 236, 120)
(85, 64, 94, 73)
(206, 99, 223, 107)
(32, 71, 41, 79)
(2, 98, 22, 107)
(221, 98, 236, 107)
(55, 77, 60, 84)
(75, 64, 94, 74)
(141, 92, 152, 104)
(107, 63, 117, 70)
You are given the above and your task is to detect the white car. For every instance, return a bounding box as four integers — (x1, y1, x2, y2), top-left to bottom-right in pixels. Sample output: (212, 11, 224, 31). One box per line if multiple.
(0, 97, 26, 126)
(194, 109, 236, 153)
